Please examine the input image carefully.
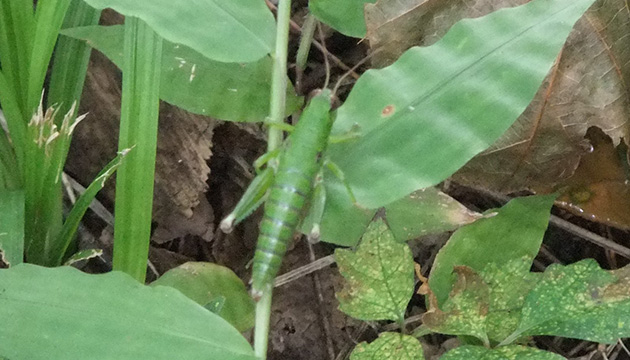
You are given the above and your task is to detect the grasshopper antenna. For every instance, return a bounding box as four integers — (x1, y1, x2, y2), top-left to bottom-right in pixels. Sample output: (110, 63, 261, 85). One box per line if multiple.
(331, 47, 382, 97)
(317, 21, 331, 90)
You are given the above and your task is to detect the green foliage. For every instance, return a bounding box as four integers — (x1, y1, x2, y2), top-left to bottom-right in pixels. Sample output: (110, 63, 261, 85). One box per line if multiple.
(0, 190, 24, 267)
(350, 332, 424, 360)
(424, 259, 630, 351)
(386, 187, 483, 241)
(48, 0, 101, 117)
(429, 195, 556, 306)
(61, 25, 302, 122)
(423, 267, 491, 346)
(54, 150, 127, 265)
(112, 18, 161, 282)
(314, 0, 597, 247)
(335, 219, 414, 325)
(0, 264, 256, 360)
(328, 0, 596, 208)
(151, 262, 255, 332)
(80, 0, 275, 63)
(440, 345, 565, 360)
(515, 260, 630, 344)
(309, 0, 376, 38)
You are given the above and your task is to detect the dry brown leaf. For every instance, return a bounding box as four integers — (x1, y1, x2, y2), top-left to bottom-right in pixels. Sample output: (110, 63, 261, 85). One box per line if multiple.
(456, 0, 630, 193)
(66, 11, 216, 239)
(365, 0, 528, 67)
(538, 127, 630, 229)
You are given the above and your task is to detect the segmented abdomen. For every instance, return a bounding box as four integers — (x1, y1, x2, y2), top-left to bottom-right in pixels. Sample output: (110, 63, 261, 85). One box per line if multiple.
(250, 167, 314, 298)
(250, 90, 333, 299)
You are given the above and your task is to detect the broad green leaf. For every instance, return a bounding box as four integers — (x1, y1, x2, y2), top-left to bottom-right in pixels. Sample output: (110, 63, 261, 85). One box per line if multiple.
(429, 195, 555, 306)
(80, 0, 274, 63)
(350, 332, 424, 360)
(151, 262, 255, 332)
(505, 260, 630, 344)
(0, 264, 256, 360)
(385, 187, 483, 241)
(441, 345, 565, 360)
(364, 0, 530, 68)
(335, 219, 414, 323)
(61, 25, 301, 122)
(326, 0, 597, 208)
(309, 0, 376, 38)
(456, 0, 630, 196)
(423, 266, 490, 344)
(0, 190, 24, 267)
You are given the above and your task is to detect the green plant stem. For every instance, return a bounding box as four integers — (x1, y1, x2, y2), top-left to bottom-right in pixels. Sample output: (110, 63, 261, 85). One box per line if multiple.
(255, 0, 292, 357)
(113, 17, 162, 282)
(254, 285, 273, 359)
(266, 0, 292, 152)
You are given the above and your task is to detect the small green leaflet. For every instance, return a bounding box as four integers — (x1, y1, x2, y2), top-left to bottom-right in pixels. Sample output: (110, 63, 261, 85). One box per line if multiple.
(350, 332, 424, 360)
(335, 219, 414, 324)
(440, 345, 565, 360)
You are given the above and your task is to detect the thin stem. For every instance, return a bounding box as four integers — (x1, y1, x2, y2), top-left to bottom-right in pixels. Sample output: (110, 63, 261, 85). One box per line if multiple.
(266, 0, 292, 152)
(254, 285, 273, 359)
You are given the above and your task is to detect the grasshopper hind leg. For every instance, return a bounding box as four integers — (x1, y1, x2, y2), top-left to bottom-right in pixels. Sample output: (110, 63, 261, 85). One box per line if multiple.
(305, 170, 326, 243)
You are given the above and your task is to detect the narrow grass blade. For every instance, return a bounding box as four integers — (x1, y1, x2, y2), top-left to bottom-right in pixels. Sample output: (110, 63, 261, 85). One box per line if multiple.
(54, 149, 128, 265)
(48, 0, 100, 117)
(26, 0, 71, 113)
(113, 18, 162, 282)
(0, 190, 24, 267)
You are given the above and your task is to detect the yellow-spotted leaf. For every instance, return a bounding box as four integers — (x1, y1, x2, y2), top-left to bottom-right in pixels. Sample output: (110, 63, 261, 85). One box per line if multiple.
(335, 219, 414, 323)
(350, 332, 424, 360)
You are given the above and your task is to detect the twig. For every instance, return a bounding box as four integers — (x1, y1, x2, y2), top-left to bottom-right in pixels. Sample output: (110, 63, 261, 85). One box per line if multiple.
(308, 243, 336, 360)
(274, 254, 335, 287)
(265, 0, 360, 80)
(468, 187, 630, 260)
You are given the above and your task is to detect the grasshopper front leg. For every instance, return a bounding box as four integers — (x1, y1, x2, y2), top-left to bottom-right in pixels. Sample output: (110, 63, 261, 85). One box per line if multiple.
(220, 165, 275, 233)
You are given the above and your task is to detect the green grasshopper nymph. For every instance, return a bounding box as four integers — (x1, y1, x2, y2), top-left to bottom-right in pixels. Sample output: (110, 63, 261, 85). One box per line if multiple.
(220, 45, 371, 300)
(220, 88, 348, 300)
